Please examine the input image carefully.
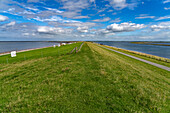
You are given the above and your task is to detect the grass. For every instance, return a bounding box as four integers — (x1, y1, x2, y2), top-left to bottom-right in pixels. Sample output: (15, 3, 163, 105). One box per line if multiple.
(99, 44, 170, 67)
(0, 42, 82, 64)
(0, 42, 169, 112)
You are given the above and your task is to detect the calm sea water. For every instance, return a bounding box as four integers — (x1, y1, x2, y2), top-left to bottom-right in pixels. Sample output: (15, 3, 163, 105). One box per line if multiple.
(95, 41, 170, 59)
(0, 42, 59, 53)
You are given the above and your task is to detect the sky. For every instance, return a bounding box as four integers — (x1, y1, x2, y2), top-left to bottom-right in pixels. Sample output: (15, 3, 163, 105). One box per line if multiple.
(0, 0, 170, 41)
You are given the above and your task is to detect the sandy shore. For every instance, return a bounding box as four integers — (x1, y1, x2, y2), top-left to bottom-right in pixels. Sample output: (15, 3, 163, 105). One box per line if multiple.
(0, 46, 51, 57)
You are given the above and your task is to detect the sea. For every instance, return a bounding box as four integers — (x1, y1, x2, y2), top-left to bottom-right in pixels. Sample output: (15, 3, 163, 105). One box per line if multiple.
(0, 41, 59, 53)
(95, 41, 170, 59)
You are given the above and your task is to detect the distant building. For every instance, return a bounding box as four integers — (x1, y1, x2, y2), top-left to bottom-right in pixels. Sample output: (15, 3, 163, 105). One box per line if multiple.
(62, 43, 66, 45)
(57, 44, 61, 47)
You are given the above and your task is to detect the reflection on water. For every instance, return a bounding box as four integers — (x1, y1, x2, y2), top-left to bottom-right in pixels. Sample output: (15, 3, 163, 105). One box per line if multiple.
(95, 41, 170, 59)
(0, 42, 59, 53)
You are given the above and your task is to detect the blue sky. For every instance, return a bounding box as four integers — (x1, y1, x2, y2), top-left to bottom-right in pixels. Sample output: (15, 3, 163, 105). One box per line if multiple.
(0, 0, 170, 41)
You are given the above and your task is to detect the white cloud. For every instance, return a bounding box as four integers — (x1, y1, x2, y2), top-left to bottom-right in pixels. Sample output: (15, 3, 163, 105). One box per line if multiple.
(163, 0, 170, 4)
(80, 34, 85, 37)
(77, 26, 88, 33)
(107, 0, 127, 10)
(6, 21, 16, 26)
(37, 26, 73, 35)
(112, 12, 117, 15)
(0, 21, 16, 30)
(61, 0, 89, 11)
(0, 15, 8, 21)
(164, 7, 170, 10)
(22, 25, 27, 27)
(107, 10, 113, 12)
(24, 6, 39, 11)
(150, 22, 170, 31)
(37, 26, 60, 34)
(107, 0, 138, 10)
(33, 16, 63, 22)
(73, 16, 90, 19)
(21, 10, 36, 15)
(95, 29, 116, 37)
(156, 15, 170, 20)
(23, 33, 29, 36)
(99, 14, 105, 17)
(8, 8, 15, 11)
(105, 32, 115, 36)
(27, 0, 39, 3)
(135, 14, 155, 19)
(138, 31, 170, 40)
(98, 29, 111, 34)
(93, 17, 111, 22)
(0, 2, 39, 17)
(106, 22, 146, 32)
(151, 25, 169, 29)
(90, 0, 95, 3)
(59, 0, 96, 18)
(33, 16, 78, 23)
(98, 9, 106, 13)
(59, 11, 79, 18)
(44, 7, 64, 13)
(110, 18, 121, 23)
(60, 22, 96, 28)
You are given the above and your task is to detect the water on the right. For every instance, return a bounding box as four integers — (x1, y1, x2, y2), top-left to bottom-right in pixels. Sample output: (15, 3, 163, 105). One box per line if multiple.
(95, 41, 170, 59)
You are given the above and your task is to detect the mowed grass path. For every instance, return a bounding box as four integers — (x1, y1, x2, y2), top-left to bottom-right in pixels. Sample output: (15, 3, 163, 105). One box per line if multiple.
(0, 42, 169, 112)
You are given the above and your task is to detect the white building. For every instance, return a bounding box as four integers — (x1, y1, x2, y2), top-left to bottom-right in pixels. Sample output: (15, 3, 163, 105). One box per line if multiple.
(57, 44, 61, 47)
(62, 43, 66, 45)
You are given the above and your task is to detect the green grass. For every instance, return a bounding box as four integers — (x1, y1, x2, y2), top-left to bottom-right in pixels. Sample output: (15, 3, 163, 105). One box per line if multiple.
(0, 42, 169, 112)
(0, 42, 82, 64)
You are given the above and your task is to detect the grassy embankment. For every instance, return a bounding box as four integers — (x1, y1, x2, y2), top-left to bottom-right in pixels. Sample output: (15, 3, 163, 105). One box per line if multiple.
(99, 44, 170, 67)
(0, 42, 169, 112)
(131, 42, 170, 46)
(0, 42, 82, 64)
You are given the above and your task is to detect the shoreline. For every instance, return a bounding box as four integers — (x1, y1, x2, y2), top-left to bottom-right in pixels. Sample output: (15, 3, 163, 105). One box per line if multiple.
(94, 43, 170, 63)
(94, 43, 170, 59)
(110, 45, 169, 59)
(0, 46, 52, 57)
(106, 45, 170, 62)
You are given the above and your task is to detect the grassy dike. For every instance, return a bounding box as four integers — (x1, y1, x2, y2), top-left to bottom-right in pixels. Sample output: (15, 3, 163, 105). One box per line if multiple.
(0, 42, 169, 112)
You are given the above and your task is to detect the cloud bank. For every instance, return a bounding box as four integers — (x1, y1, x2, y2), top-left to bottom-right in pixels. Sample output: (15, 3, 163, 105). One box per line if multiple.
(0, 15, 8, 21)
(106, 23, 145, 32)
